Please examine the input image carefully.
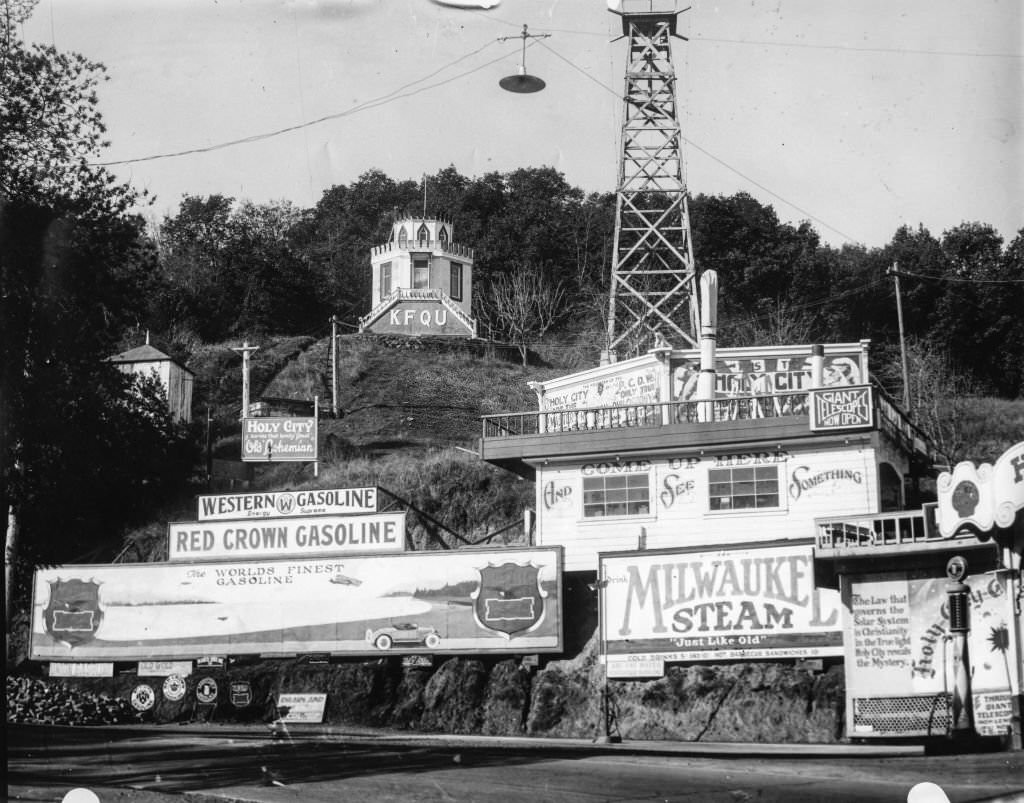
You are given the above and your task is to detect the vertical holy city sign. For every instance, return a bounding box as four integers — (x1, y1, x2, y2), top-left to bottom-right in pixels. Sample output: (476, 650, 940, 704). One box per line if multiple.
(242, 415, 318, 465)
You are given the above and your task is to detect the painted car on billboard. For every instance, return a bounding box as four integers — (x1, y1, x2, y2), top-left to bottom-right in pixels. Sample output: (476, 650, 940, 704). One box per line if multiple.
(30, 547, 562, 661)
(367, 622, 441, 650)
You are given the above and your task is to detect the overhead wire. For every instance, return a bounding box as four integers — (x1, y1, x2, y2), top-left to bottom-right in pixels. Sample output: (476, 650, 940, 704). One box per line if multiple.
(534, 37, 860, 244)
(88, 16, 996, 246)
(94, 38, 511, 167)
(894, 268, 1024, 285)
(690, 35, 1022, 60)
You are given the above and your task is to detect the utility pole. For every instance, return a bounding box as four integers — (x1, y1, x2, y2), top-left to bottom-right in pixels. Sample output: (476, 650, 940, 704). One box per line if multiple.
(231, 340, 259, 420)
(886, 263, 912, 412)
(330, 316, 340, 418)
(205, 405, 213, 489)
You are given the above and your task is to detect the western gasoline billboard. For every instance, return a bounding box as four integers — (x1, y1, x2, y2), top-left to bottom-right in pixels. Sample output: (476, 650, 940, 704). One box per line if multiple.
(167, 512, 406, 561)
(30, 547, 563, 661)
(241, 417, 316, 462)
(600, 541, 842, 670)
(197, 487, 379, 521)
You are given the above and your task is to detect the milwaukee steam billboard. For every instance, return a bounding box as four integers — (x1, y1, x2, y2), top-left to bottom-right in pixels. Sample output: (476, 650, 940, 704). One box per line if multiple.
(30, 547, 563, 661)
(600, 541, 842, 671)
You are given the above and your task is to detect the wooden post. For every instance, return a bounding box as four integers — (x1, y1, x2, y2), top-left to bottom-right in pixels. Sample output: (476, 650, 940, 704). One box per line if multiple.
(205, 405, 213, 489)
(230, 340, 259, 420)
(330, 316, 340, 418)
(887, 263, 912, 413)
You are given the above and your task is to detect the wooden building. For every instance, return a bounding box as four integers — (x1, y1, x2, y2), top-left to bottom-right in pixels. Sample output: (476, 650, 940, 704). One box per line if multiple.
(359, 217, 477, 338)
(481, 341, 1021, 744)
(480, 341, 925, 571)
(109, 340, 194, 424)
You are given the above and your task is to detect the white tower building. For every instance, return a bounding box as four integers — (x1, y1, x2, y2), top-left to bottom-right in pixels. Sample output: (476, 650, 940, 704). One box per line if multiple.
(359, 217, 477, 337)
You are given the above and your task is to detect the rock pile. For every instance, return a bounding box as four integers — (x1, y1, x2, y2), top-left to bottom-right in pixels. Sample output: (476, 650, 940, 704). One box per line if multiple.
(6, 676, 139, 726)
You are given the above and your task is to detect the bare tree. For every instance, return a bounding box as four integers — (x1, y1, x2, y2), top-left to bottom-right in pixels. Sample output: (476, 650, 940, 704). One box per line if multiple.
(719, 297, 818, 348)
(478, 265, 569, 365)
(904, 338, 976, 467)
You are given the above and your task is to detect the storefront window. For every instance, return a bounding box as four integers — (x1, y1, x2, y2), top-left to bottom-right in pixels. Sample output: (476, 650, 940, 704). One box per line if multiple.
(708, 466, 781, 511)
(583, 474, 650, 518)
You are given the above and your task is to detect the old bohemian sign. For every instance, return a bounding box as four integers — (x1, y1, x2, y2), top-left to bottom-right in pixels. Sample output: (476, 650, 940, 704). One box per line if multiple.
(241, 417, 316, 463)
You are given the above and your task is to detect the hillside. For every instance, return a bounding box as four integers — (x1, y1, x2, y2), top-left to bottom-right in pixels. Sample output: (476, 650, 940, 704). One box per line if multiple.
(121, 335, 567, 561)
(12, 335, 1022, 743)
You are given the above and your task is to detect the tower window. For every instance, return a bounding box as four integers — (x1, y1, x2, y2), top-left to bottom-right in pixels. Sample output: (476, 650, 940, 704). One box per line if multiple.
(450, 262, 463, 301)
(417, 223, 430, 247)
(380, 263, 392, 300)
(397, 227, 408, 248)
(439, 226, 449, 248)
(413, 259, 430, 289)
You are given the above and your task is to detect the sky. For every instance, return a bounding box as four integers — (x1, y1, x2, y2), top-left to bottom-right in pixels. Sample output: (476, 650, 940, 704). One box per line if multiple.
(20, 0, 1024, 248)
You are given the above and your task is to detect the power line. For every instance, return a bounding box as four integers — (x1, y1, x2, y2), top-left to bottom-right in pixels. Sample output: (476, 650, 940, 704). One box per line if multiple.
(720, 276, 891, 330)
(535, 38, 861, 244)
(485, 16, 1022, 59)
(93, 39, 509, 167)
(690, 35, 1022, 60)
(895, 268, 1024, 285)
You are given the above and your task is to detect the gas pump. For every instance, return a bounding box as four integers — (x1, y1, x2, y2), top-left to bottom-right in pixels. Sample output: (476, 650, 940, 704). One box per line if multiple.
(946, 555, 974, 736)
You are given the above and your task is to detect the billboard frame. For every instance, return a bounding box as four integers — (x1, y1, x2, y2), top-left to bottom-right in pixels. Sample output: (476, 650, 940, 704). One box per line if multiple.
(30, 546, 564, 662)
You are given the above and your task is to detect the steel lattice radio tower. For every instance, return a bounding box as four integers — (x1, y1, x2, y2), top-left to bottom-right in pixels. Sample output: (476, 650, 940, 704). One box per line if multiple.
(605, 0, 699, 362)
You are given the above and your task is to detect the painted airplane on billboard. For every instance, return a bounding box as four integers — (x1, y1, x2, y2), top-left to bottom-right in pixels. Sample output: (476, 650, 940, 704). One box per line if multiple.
(31, 548, 562, 660)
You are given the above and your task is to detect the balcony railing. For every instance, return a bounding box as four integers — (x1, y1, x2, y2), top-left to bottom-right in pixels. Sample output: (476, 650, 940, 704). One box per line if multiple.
(359, 288, 477, 335)
(815, 510, 937, 552)
(482, 391, 812, 439)
(873, 383, 933, 461)
(371, 240, 474, 259)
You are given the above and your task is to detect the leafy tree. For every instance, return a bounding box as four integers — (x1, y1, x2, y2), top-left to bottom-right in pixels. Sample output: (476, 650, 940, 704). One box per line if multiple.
(153, 194, 236, 338)
(1, 9, 139, 219)
(689, 192, 820, 344)
(293, 169, 418, 325)
(2, 12, 194, 635)
(155, 196, 320, 339)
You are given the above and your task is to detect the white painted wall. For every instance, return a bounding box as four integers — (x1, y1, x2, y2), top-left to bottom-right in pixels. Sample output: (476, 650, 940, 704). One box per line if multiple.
(115, 360, 193, 423)
(536, 444, 879, 571)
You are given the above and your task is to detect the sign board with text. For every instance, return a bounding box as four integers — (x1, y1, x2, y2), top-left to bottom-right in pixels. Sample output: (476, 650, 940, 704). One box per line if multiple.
(138, 660, 193, 677)
(809, 386, 873, 431)
(845, 570, 1019, 737)
(49, 662, 114, 678)
(30, 547, 563, 661)
(197, 487, 379, 521)
(606, 657, 665, 679)
(600, 541, 843, 664)
(168, 512, 406, 561)
(241, 417, 317, 462)
(275, 693, 327, 723)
